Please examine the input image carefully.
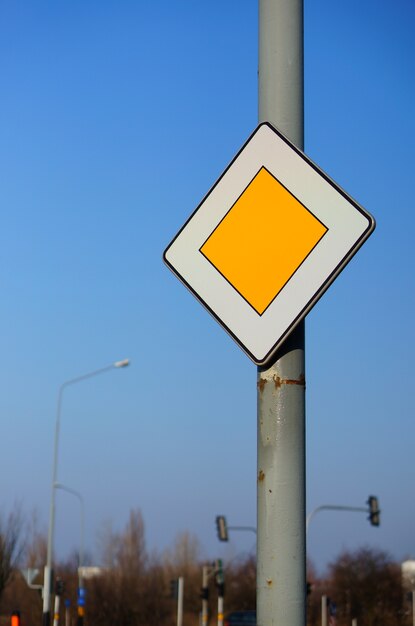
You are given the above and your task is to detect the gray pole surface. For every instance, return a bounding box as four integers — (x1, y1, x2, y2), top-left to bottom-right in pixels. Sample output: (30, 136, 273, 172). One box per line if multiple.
(257, 1, 305, 626)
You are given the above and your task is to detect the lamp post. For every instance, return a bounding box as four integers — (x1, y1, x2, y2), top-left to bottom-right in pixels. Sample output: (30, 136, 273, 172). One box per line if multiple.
(54, 484, 84, 582)
(42, 359, 130, 626)
(54, 483, 85, 626)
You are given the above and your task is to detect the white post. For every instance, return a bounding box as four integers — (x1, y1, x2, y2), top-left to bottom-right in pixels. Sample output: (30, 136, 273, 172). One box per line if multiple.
(177, 576, 184, 626)
(218, 594, 224, 626)
(352, 619, 357, 626)
(53, 594, 60, 626)
(321, 595, 327, 626)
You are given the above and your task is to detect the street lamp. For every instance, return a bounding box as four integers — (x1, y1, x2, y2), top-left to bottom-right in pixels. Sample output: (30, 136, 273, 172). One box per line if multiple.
(42, 359, 130, 626)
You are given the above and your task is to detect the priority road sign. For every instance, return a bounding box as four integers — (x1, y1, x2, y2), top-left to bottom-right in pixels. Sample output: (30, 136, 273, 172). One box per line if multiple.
(164, 122, 375, 365)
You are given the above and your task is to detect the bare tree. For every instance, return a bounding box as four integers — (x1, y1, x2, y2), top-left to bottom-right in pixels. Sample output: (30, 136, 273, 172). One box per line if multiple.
(97, 518, 118, 569)
(225, 554, 256, 613)
(0, 504, 25, 601)
(25, 509, 47, 569)
(115, 509, 147, 576)
(88, 509, 171, 626)
(326, 547, 403, 626)
(164, 531, 202, 571)
(163, 531, 204, 620)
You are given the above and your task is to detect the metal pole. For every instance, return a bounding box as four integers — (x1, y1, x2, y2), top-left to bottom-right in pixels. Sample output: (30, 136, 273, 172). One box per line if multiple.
(216, 559, 224, 626)
(218, 594, 224, 626)
(64, 600, 71, 626)
(53, 594, 60, 626)
(54, 484, 85, 587)
(306, 505, 369, 533)
(228, 526, 257, 535)
(42, 360, 130, 626)
(202, 566, 209, 626)
(352, 619, 357, 626)
(257, 1, 305, 624)
(412, 590, 415, 626)
(177, 576, 184, 626)
(321, 595, 327, 626)
(54, 484, 85, 626)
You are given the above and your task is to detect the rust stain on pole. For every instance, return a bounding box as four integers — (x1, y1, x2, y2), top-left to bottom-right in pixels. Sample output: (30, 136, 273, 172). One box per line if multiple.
(257, 378, 267, 393)
(258, 470, 265, 482)
(273, 374, 305, 389)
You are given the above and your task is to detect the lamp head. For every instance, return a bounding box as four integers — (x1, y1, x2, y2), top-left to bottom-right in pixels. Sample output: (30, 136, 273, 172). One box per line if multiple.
(114, 359, 130, 368)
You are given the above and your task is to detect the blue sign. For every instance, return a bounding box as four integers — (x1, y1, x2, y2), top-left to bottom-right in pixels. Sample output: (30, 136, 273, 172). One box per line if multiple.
(78, 587, 86, 606)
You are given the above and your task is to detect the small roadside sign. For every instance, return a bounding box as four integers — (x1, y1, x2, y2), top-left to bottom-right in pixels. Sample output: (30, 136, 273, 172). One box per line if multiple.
(164, 122, 375, 365)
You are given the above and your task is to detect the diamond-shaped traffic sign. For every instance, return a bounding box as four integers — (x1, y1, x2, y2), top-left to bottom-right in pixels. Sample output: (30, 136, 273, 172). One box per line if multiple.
(164, 122, 375, 365)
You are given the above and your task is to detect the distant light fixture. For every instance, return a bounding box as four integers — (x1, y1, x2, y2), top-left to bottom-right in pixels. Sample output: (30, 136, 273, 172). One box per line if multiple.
(114, 359, 130, 368)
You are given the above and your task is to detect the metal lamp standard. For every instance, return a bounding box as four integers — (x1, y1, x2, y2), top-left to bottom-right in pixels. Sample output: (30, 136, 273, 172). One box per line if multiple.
(54, 484, 85, 593)
(42, 359, 130, 626)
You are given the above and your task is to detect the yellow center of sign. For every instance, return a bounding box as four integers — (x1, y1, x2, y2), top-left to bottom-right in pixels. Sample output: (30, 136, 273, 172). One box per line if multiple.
(200, 167, 328, 315)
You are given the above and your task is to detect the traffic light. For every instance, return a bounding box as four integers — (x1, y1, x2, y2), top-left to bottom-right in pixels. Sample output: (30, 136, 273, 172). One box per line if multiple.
(215, 559, 225, 597)
(367, 495, 380, 526)
(77, 586, 86, 624)
(216, 516, 228, 541)
(11, 612, 20, 626)
(170, 579, 178, 599)
(200, 586, 209, 600)
(55, 578, 65, 596)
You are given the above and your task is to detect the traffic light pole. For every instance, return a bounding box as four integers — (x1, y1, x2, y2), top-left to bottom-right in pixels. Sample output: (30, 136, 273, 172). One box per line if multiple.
(307, 505, 369, 532)
(201, 566, 210, 626)
(227, 525, 256, 535)
(216, 560, 225, 626)
(257, 2, 305, 626)
(215, 515, 256, 541)
(306, 499, 380, 532)
(321, 595, 327, 626)
(177, 577, 184, 626)
(53, 594, 60, 626)
(218, 592, 224, 626)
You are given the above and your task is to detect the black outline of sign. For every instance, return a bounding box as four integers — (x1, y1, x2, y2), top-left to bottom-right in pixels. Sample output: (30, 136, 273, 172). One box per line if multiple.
(163, 122, 376, 366)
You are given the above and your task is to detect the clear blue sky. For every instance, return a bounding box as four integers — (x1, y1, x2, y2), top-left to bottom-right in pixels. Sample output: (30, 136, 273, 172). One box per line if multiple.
(0, 0, 414, 576)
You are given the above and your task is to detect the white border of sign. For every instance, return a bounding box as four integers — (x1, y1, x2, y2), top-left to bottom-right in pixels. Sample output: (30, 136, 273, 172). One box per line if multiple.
(164, 123, 375, 365)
